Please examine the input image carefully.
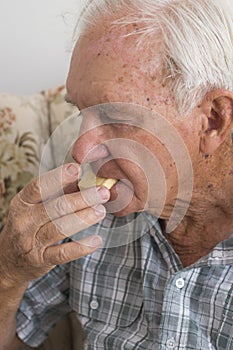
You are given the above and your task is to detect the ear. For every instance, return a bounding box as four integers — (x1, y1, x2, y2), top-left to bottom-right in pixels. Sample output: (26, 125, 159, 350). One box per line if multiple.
(199, 89, 233, 155)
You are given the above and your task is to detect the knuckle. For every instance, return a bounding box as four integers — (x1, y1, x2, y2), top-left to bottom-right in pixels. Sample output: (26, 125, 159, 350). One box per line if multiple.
(80, 187, 107, 206)
(63, 163, 81, 177)
(9, 194, 19, 211)
(33, 178, 41, 196)
(54, 197, 70, 217)
(27, 176, 40, 197)
(37, 221, 63, 245)
(8, 195, 30, 227)
(30, 175, 40, 190)
(79, 189, 93, 206)
(68, 242, 86, 259)
(52, 218, 63, 233)
(19, 176, 41, 203)
(73, 207, 102, 228)
(51, 220, 69, 237)
(57, 246, 70, 262)
(35, 226, 49, 246)
(39, 204, 49, 223)
(23, 249, 39, 267)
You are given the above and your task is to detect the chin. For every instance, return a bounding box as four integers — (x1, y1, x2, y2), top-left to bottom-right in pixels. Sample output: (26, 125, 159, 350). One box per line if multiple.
(104, 180, 148, 217)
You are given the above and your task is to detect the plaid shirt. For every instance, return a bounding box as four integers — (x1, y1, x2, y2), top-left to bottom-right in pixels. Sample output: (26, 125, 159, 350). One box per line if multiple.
(16, 213, 233, 349)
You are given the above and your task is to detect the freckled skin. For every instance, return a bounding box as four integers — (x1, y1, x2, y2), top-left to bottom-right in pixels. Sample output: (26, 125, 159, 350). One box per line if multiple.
(68, 29, 184, 215)
(67, 21, 175, 111)
(67, 19, 233, 266)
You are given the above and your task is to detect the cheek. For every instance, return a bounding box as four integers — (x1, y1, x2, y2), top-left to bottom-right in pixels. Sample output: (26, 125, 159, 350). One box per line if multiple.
(106, 126, 172, 181)
(115, 158, 148, 188)
(116, 131, 178, 204)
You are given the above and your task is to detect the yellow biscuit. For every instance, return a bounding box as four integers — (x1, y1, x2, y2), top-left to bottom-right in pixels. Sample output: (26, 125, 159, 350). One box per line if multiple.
(96, 177, 118, 190)
(79, 172, 117, 190)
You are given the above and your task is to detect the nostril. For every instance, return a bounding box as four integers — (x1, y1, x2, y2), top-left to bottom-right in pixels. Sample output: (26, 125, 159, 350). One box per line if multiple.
(83, 144, 109, 162)
(72, 143, 109, 164)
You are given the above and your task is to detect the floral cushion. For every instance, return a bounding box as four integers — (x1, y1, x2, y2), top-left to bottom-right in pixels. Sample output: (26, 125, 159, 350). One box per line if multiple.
(0, 86, 77, 227)
(0, 92, 49, 226)
(43, 85, 78, 132)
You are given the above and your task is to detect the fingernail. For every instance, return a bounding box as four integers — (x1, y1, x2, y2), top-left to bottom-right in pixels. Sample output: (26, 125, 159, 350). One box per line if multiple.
(97, 186, 110, 201)
(88, 235, 103, 247)
(94, 204, 106, 217)
(66, 164, 79, 177)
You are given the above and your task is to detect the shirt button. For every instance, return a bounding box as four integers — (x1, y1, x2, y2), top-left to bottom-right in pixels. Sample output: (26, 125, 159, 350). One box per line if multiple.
(176, 277, 185, 289)
(212, 250, 223, 260)
(90, 299, 99, 310)
(166, 337, 177, 349)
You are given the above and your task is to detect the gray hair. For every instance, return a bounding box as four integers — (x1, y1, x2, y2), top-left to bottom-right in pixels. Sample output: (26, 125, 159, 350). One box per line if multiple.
(75, 0, 233, 115)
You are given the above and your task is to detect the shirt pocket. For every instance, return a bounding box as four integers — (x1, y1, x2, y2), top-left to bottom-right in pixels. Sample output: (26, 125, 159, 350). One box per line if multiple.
(70, 255, 143, 328)
(216, 286, 233, 350)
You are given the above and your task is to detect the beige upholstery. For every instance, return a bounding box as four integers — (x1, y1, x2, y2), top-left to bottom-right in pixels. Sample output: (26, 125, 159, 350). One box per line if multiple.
(0, 85, 77, 227)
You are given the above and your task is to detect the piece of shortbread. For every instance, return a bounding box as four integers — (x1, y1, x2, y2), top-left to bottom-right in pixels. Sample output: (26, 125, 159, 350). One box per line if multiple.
(79, 172, 118, 190)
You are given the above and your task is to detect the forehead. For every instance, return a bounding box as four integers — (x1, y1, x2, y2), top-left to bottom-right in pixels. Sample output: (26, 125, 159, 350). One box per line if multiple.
(66, 21, 172, 111)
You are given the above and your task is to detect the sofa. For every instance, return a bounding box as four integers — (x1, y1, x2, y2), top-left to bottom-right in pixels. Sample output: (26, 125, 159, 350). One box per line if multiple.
(0, 85, 78, 227)
(0, 85, 84, 349)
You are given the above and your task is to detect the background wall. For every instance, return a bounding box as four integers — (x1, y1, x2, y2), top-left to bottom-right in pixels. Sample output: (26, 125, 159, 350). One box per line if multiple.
(0, 0, 83, 94)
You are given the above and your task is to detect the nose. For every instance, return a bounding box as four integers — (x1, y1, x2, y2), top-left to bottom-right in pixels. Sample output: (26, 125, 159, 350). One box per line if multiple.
(72, 135, 109, 163)
(72, 115, 110, 164)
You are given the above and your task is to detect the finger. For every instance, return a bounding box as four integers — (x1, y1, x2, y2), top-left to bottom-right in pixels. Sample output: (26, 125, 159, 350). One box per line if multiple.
(37, 205, 106, 245)
(37, 186, 110, 225)
(43, 235, 103, 265)
(19, 163, 81, 204)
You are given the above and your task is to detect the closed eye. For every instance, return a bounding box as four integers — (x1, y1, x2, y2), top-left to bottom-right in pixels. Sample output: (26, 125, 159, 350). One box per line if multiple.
(98, 105, 133, 123)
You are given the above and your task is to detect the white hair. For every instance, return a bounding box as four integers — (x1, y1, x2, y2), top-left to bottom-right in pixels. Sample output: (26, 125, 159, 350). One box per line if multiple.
(75, 0, 233, 115)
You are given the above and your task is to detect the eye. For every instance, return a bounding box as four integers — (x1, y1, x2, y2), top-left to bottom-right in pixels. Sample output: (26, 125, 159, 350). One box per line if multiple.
(98, 105, 133, 124)
(99, 109, 116, 123)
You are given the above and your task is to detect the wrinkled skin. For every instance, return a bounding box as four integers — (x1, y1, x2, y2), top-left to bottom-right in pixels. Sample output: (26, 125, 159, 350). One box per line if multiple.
(66, 21, 233, 266)
(0, 164, 109, 286)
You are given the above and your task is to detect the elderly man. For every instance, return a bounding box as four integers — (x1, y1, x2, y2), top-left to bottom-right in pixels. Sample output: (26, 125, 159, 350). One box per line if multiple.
(1, 0, 233, 349)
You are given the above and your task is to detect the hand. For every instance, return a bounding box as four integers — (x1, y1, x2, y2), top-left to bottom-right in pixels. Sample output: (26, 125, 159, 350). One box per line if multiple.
(0, 163, 109, 287)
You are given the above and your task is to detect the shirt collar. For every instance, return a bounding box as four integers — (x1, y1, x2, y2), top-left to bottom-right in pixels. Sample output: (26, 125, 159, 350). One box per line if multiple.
(142, 211, 233, 268)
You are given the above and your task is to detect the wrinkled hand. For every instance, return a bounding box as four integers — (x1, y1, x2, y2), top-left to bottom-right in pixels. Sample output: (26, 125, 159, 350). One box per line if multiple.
(0, 163, 109, 287)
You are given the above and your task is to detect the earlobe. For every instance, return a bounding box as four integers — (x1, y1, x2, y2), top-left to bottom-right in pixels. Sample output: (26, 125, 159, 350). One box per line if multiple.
(199, 90, 233, 155)
(200, 129, 222, 155)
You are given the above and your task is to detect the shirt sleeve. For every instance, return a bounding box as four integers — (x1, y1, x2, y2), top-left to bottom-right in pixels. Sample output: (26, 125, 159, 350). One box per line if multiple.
(16, 262, 71, 347)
